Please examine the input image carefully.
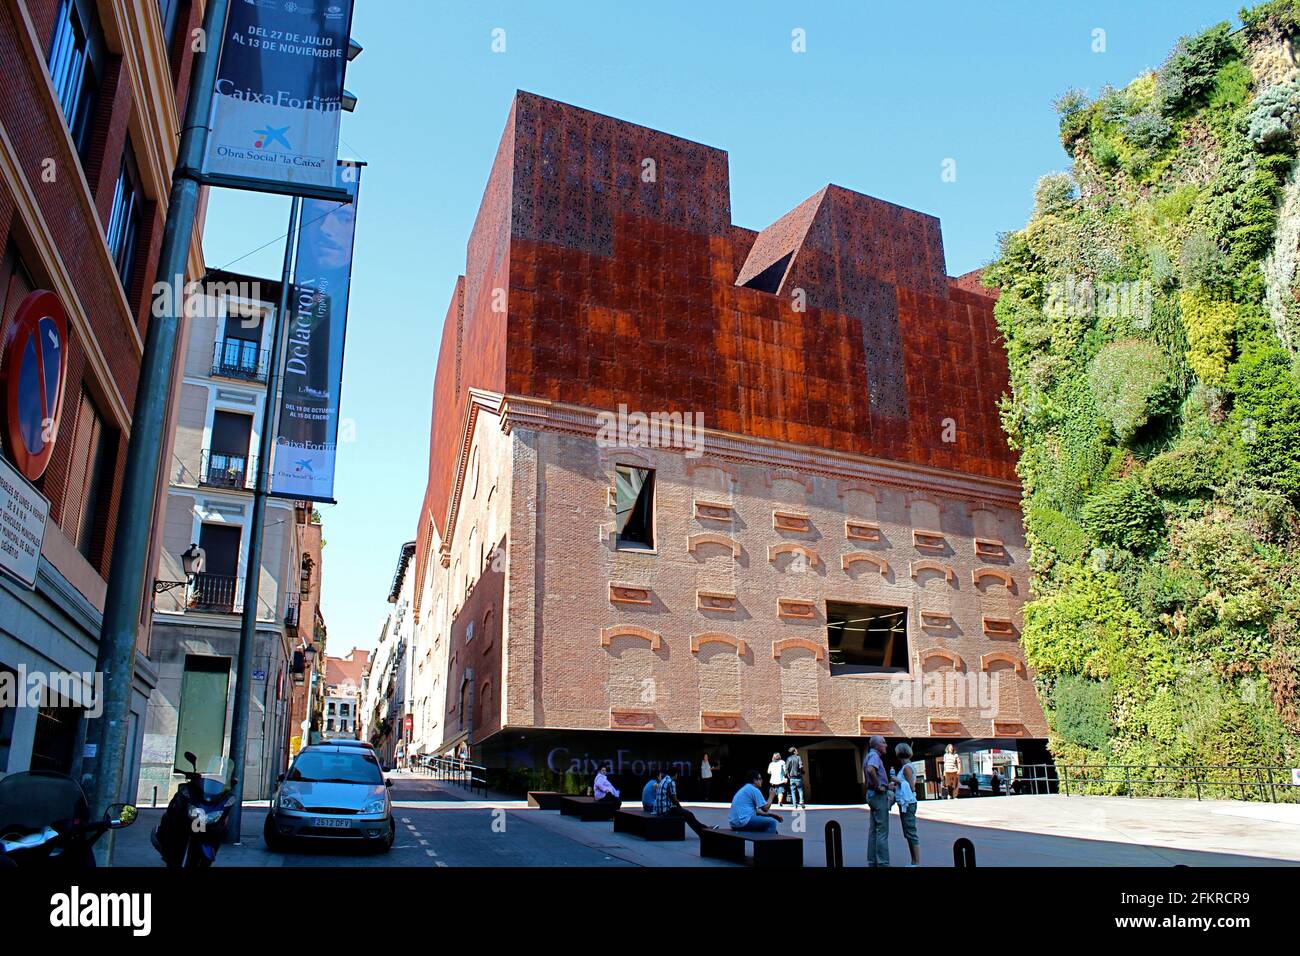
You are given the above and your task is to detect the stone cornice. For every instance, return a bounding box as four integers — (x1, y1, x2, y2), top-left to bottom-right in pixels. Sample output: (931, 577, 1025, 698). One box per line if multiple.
(499, 394, 1023, 509)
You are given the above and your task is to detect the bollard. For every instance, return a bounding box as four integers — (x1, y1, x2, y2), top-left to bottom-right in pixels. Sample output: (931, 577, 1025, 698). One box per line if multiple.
(953, 837, 977, 868)
(825, 820, 843, 868)
(152, 786, 158, 809)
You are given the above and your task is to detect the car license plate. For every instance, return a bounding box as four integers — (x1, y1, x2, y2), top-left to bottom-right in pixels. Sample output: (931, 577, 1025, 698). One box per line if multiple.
(312, 817, 349, 828)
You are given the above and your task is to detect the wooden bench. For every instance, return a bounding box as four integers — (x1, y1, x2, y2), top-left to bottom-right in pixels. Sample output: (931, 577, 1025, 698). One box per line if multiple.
(613, 808, 685, 841)
(527, 791, 565, 810)
(559, 796, 619, 821)
(699, 828, 803, 867)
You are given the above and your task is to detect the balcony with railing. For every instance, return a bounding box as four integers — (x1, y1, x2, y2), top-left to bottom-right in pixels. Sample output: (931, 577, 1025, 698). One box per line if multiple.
(190, 573, 241, 613)
(200, 449, 255, 490)
(211, 339, 270, 384)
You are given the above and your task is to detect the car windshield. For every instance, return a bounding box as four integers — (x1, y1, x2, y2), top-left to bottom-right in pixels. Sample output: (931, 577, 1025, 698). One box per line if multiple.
(288, 751, 383, 785)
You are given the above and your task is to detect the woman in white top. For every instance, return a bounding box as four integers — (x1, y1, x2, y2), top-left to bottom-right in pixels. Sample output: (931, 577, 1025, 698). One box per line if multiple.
(767, 752, 787, 805)
(942, 744, 961, 799)
(894, 742, 920, 866)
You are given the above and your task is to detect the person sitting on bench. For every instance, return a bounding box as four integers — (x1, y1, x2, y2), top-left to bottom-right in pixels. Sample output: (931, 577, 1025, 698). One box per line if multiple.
(594, 764, 621, 807)
(653, 769, 713, 836)
(642, 771, 662, 813)
(729, 770, 784, 833)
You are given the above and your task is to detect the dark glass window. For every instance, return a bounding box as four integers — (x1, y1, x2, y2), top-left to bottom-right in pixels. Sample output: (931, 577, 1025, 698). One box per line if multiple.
(47, 0, 104, 162)
(827, 602, 910, 675)
(157, 0, 182, 52)
(106, 144, 142, 293)
(614, 465, 655, 549)
(64, 387, 115, 567)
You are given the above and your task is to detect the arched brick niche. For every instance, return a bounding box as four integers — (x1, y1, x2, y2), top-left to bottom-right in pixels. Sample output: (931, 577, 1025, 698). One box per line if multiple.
(771, 637, 825, 660)
(919, 647, 963, 672)
(972, 568, 1015, 592)
(687, 532, 741, 558)
(842, 551, 889, 576)
(690, 632, 748, 656)
(980, 651, 1026, 676)
(769, 542, 820, 568)
(910, 559, 955, 584)
(600, 624, 661, 650)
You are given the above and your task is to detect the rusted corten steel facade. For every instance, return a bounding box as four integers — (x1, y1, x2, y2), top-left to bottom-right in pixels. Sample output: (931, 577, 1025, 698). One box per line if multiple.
(413, 92, 1046, 787)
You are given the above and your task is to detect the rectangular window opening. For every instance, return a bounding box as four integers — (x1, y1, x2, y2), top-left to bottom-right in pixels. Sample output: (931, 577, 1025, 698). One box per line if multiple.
(614, 465, 655, 550)
(827, 601, 909, 675)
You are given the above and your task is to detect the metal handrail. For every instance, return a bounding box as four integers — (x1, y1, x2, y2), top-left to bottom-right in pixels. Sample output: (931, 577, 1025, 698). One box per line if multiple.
(211, 339, 270, 383)
(1017, 763, 1300, 803)
(411, 753, 488, 797)
(199, 448, 255, 490)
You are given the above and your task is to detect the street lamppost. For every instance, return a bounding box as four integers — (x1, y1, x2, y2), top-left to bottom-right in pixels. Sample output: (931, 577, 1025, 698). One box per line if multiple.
(152, 543, 206, 601)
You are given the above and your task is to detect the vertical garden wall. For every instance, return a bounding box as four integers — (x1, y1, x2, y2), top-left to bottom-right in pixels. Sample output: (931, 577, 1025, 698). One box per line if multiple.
(985, 2, 1300, 776)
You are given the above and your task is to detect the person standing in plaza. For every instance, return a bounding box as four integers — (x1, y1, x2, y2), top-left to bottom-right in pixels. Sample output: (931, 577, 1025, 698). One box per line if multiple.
(785, 747, 804, 808)
(767, 751, 787, 805)
(942, 744, 961, 799)
(894, 742, 921, 867)
(864, 735, 893, 866)
(700, 753, 715, 801)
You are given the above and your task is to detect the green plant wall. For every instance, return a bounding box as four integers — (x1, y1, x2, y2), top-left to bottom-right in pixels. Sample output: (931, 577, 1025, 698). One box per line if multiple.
(985, 2, 1300, 777)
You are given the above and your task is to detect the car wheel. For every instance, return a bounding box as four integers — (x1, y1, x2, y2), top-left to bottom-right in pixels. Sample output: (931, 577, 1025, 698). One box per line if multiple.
(263, 814, 286, 852)
(376, 818, 395, 854)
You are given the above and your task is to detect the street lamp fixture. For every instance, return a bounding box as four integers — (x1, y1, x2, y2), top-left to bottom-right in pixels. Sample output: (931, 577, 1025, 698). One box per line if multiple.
(153, 543, 206, 594)
(341, 89, 358, 113)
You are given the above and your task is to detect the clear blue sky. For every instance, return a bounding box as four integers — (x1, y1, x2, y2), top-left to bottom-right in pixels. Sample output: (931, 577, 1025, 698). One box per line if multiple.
(198, 0, 1241, 653)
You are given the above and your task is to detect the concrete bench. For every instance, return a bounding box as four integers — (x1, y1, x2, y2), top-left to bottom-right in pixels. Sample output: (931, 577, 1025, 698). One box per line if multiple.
(699, 828, 803, 867)
(528, 791, 565, 810)
(613, 808, 686, 841)
(559, 796, 619, 821)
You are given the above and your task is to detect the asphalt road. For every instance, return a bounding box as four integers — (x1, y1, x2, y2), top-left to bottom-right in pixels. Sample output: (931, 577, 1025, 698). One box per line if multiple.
(111, 774, 633, 868)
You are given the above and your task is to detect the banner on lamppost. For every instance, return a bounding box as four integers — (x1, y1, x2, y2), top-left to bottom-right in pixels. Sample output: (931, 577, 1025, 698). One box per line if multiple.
(201, 0, 356, 192)
(270, 162, 362, 501)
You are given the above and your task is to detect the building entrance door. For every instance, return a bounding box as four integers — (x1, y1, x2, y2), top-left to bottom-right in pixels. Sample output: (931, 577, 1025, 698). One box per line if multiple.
(808, 747, 862, 804)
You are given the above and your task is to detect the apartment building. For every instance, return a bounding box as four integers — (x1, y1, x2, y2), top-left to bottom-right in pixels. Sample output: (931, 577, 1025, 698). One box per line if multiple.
(0, 0, 206, 790)
(137, 271, 318, 801)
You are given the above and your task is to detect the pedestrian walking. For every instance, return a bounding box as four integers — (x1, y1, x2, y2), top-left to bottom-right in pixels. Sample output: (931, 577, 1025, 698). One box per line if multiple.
(784, 747, 804, 808)
(767, 751, 787, 805)
(894, 742, 920, 867)
(942, 744, 961, 799)
(863, 735, 892, 866)
(729, 770, 783, 833)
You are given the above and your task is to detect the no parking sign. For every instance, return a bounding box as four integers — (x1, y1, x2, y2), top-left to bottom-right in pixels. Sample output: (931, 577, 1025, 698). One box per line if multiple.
(2, 290, 69, 482)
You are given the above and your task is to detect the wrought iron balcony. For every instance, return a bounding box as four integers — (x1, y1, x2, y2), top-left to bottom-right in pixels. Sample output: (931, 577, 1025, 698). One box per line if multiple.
(211, 339, 270, 383)
(190, 573, 239, 613)
(200, 449, 254, 490)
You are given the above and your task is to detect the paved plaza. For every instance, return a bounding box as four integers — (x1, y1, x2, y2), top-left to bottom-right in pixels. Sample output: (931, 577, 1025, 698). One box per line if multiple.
(109, 773, 1300, 868)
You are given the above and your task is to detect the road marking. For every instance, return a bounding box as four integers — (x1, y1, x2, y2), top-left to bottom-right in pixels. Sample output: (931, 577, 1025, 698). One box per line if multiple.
(401, 817, 410, 824)
(419, 838, 428, 845)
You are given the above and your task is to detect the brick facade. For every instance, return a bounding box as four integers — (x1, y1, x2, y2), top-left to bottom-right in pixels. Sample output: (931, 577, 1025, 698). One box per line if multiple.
(411, 93, 1046, 790)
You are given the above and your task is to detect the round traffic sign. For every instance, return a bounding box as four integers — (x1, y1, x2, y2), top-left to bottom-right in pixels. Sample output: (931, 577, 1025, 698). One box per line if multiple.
(2, 290, 70, 481)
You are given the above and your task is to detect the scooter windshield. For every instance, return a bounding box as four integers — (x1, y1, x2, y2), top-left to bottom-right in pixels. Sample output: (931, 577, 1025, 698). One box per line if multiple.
(193, 756, 235, 801)
(0, 771, 88, 834)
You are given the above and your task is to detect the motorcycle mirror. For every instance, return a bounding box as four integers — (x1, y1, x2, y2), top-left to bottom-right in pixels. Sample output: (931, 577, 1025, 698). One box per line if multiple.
(184, 751, 198, 769)
(105, 803, 138, 829)
(385, 778, 393, 788)
(277, 772, 286, 783)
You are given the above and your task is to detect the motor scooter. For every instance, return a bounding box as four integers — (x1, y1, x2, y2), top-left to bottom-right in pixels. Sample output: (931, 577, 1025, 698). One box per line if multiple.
(151, 751, 236, 868)
(0, 770, 137, 868)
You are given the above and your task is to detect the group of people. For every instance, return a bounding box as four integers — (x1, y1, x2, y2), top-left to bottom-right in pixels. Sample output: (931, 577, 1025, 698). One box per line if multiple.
(588, 761, 793, 836)
(764, 748, 805, 807)
(864, 735, 920, 866)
